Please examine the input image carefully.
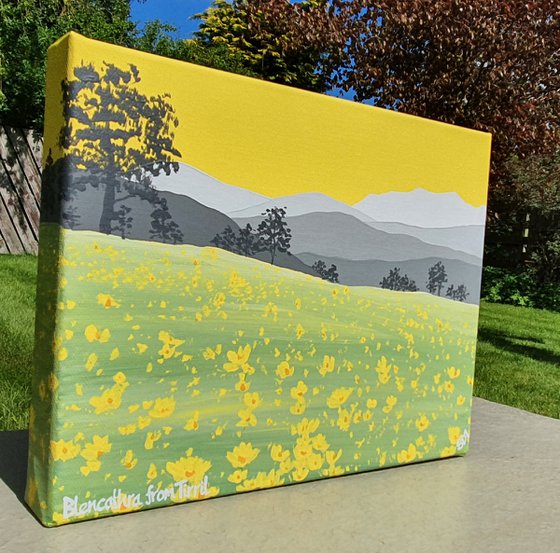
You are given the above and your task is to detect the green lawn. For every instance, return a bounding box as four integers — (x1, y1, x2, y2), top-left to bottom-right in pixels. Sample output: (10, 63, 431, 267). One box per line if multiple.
(1, 254, 559, 432)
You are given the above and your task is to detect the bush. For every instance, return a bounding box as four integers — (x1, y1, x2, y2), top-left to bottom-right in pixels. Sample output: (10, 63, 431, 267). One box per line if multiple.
(481, 266, 560, 311)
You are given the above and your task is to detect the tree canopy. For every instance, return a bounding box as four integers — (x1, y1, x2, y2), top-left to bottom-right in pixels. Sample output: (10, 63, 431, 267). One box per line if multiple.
(0, 0, 136, 130)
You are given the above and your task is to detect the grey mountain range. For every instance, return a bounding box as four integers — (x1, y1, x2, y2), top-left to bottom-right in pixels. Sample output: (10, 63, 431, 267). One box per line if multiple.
(233, 212, 480, 265)
(297, 253, 482, 302)
(66, 161, 485, 303)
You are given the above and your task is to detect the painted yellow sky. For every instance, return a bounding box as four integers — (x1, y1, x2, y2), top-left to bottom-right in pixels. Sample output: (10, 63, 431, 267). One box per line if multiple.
(46, 33, 491, 207)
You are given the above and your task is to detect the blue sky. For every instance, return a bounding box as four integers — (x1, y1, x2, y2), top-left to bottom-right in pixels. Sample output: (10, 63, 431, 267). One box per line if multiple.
(129, 0, 353, 100)
(130, 0, 213, 38)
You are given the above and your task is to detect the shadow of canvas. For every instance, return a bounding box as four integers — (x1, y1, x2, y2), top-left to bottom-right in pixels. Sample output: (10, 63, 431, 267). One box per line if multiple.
(0, 430, 29, 503)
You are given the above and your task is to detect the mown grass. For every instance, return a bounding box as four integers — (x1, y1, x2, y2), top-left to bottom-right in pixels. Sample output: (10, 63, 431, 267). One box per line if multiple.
(0, 254, 36, 430)
(0, 254, 559, 431)
(474, 301, 560, 418)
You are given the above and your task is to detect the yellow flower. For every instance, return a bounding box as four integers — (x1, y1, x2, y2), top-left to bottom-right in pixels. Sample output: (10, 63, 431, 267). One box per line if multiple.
(336, 409, 351, 431)
(110, 348, 120, 361)
(138, 416, 151, 429)
(166, 455, 212, 484)
(271, 444, 290, 462)
(227, 470, 248, 484)
(326, 387, 353, 409)
(382, 395, 398, 413)
(50, 439, 81, 461)
(275, 361, 294, 379)
(457, 395, 466, 406)
(147, 463, 158, 481)
(97, 293, 120, 309)
(113, 372, 127, 385)
(325, 449, 342, 466)
(236, 408, 257, 427)
(57, 347, 68, 361)
(84, 324, 111, 343)
(118, 424, 136, 436)
(311, 433, 329, 452)
(158, 331, 184, 360)
(415, 415, 430, 432)
(366, 398, 378, 409)
(440, 446, 457, 457)
(291, 461, 309, 482)
(149, 397, 176, 419)
(144, 431, 162, 449)
(290, 381, 308, 402)
(448, 427, 461, 445)
(234, 374, 251, 392)
(89, 383, 127, 414)
(295, 323, 305, 339)
(318, 355, 335, 377)
(444, 381, 455, 394)
(121, 449, 137, 470)
(203, 347, 216, 360)
(307, 452, 324, 471)
(223, 345, 252, 372)
(291, 417, 320, 438)
(397, 443, 417, 463)
(447, 367, 461, 379)
(80, 435, 111, 471)
(226, 442, 260, 468)
(243, 392, 262, 410)
(85, 353, 98, 371)
(184, 412, 200, 431)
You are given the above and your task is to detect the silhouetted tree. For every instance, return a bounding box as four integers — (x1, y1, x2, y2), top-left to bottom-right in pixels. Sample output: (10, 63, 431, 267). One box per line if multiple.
(115, 204, 133, 239)
(427, 262, 448, 296)
(257, 207, 292, 265)
(312, 260, 339, 283)
(58, 62, 181, 236)
(211, 225, 239, 254)
(236, 223, 263, 257)
(380, 267, 419, 291)
(446, 283, 469, 302)
(149, 197, 183, 244)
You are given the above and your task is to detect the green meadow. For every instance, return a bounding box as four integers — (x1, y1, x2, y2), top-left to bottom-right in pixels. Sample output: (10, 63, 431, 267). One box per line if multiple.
(26, 227, 476, 524)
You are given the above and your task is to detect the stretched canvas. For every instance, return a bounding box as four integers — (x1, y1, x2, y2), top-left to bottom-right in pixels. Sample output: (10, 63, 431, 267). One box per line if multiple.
(26, 32, 491, 526)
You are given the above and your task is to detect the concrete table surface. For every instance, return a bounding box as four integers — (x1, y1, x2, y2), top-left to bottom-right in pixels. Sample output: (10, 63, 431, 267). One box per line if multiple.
(1, 397, 559, 553)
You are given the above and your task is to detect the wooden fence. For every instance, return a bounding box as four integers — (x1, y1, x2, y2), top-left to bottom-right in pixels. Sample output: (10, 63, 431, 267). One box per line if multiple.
(0, 125, 43, 254)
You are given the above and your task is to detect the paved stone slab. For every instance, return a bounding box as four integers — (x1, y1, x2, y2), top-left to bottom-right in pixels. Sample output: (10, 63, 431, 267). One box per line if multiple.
(1, 398, 559, 553)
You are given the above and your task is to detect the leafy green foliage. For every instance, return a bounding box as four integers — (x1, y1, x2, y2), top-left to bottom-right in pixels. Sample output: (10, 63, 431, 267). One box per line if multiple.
(133, 20, 257, 78)
(0, 0, 136, 130)
(481, 266, 560, 311)
(195, 0, 344, 92)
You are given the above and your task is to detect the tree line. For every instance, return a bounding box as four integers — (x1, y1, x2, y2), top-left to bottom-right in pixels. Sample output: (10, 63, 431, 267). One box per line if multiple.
(211, 207, 339, 283)
(380, 262, 469, 302)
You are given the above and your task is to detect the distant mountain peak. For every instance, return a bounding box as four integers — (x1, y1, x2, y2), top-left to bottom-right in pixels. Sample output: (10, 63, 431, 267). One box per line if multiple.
(149, 162, 269, 214)
(354, 188, 486, 228)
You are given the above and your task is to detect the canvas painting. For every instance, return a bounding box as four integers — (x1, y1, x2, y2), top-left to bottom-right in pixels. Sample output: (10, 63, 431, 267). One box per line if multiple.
(26, 32, 491, 526)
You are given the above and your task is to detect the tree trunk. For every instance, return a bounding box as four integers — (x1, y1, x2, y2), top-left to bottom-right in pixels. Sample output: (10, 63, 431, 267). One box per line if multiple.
(99, 178, 116, 235)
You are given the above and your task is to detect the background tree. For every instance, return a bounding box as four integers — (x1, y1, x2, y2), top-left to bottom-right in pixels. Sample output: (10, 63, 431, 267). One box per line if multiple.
(236, 223, 262, 257)
(446, 283, 469, 302)
(133, 20, 257, 78)
(149, 197, 183, 245)
(427, 262, 448, 296)
(380, 267, 418, 292)
(257, 207, 292, 265)
(195, 0, 345, 93)
(0, 0, 136, 130)
(334, 1, 560, 193)
(59, 62, 182, 237)
(211, 225, 239, 254)
(312, 260, 339, 283)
